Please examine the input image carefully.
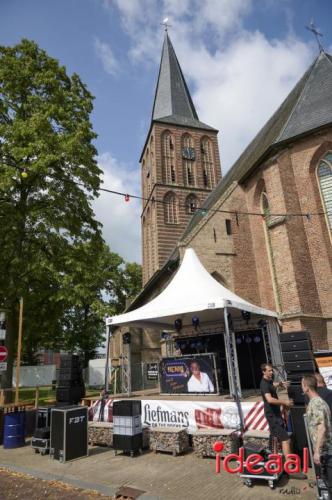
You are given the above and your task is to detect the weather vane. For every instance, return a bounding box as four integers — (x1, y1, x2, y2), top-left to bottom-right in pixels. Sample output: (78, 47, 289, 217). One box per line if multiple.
(306, 20, 324, 53)
(161, 17, 172, 32)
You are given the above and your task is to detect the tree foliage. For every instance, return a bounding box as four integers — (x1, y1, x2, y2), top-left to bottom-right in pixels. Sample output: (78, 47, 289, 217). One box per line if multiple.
(0, 39, 141, 378)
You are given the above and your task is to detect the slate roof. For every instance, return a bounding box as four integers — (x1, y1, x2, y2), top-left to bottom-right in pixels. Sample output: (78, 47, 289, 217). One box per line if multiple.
(181, 51, 332, 239)
(151, 33, 216, 131)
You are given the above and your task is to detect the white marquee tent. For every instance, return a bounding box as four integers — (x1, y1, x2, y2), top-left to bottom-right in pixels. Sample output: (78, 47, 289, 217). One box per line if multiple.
(105, 249, 284, 429)
(106, 248, 277, 329)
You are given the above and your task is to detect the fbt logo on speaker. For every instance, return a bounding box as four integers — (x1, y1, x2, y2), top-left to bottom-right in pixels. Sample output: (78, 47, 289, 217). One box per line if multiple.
(213, 441, 309, 475)
(69, 416, 85, 424)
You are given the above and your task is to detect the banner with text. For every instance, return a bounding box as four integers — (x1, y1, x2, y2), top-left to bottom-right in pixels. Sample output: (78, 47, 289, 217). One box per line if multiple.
(160, 355, 217, 394)
(141, 399, 267, 432)
(315, 354, 332, 390)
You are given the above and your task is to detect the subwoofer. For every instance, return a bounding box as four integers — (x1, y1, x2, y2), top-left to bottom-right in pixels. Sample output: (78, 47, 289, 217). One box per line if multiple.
(290, 406, 308, 451)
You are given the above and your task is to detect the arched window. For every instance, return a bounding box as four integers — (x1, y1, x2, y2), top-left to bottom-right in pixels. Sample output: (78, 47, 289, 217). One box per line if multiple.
(261, 192, 270, 218)
(164, 192, 179, 224)
(201, 137, 215, 188)
(185, 194, 199, 214)
(182, 134, 196, 186)
(317, 153, 332, 234)
(162, 131, 176, 184)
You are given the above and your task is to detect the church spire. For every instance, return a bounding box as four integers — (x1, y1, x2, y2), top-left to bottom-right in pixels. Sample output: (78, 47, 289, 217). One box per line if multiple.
(151, 33, 215, 130)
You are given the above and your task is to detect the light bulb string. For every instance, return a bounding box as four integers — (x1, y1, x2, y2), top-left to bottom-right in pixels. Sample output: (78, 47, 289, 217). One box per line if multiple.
(3, 168, 330, 219)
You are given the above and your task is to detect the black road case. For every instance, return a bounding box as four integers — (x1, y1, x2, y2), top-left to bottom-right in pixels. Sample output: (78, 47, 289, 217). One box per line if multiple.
(50, 406, 88, 463)
(31, 437, 50, 455)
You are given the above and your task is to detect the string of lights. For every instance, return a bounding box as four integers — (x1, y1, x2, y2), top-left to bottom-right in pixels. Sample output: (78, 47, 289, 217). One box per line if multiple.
(88, 182, 331, 220)
(4, 167, 332, 220)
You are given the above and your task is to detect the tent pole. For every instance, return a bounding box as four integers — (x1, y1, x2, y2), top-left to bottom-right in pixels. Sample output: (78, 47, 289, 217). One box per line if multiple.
(104, 325, 112, 393)
(224, 307, 245, 432)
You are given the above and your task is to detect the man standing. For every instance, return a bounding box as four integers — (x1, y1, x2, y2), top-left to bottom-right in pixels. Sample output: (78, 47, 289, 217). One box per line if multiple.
(260, 363, 293, 455)
(302, 374, 332, 498)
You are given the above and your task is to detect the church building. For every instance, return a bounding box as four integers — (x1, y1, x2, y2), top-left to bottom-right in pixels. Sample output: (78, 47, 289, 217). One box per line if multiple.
(111, 32, 332, 372)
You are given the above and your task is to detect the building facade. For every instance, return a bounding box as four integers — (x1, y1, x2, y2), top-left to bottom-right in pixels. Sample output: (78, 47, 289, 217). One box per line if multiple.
(111, 37, 332, 368)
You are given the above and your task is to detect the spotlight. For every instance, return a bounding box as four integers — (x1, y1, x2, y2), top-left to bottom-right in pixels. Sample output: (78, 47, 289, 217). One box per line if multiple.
(161, 331, 169, 341)
(174, 319, 182, 332)
(122, 332, 131, 344)
(254, 336, 261, 343)
(245, 335, 252, 343)
(236, 337, 242, 345)
(241, 310, 251, 324)
(258, 319, 267, 328)
(192, 316, 200, 329)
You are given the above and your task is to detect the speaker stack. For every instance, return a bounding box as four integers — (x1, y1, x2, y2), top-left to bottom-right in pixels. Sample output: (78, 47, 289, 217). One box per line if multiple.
(56, 354, 85, 405)
(280, 330, 317, 453)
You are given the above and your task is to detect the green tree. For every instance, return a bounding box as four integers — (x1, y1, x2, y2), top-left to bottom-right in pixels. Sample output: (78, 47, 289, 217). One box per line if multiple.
(0, 39, 103, 387)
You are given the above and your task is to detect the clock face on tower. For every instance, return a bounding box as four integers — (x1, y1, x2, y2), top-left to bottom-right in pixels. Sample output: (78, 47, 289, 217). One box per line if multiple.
(182, 146, 195, 160)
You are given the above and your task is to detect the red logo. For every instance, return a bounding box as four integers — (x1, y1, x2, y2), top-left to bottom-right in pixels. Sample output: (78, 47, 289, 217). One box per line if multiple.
(213, 441, 309, 475)
(195, 408, 223, 429)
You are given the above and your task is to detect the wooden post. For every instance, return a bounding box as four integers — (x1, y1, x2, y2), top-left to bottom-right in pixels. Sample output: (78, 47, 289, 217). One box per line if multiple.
(15, 297, 24, 405)
(34, 386, 40, 409)
(0, 389, 4, 406)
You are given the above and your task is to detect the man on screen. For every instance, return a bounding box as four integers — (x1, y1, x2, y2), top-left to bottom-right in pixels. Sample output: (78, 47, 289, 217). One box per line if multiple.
(187, 361, 214, 392)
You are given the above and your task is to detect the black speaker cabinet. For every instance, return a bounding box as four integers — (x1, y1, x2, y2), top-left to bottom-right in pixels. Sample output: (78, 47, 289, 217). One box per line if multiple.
(113, 400, 141, 416)
(280, 331, 310, 342)
(288, 384, 306, 405)
(36, 406, 54, 430)
(282, 351, 313, 362)
(284, 360, 316, 373)
(290, 406, 308, 451)
(281, 340, 312, 352)
(50, 406, 88, 463)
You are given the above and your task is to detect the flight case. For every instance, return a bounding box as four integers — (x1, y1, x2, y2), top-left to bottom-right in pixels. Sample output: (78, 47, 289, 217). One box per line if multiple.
(50, 406, 88, 463)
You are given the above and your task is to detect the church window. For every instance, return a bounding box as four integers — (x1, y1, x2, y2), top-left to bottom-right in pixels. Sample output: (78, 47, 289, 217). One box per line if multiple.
(171, 165, 176, 183)
(225, 219, 232, 235)
(164, 192, 179, 224)
(317, 153, 332, 234)
(182, 134, 196, 186)
(162, 131, 176, 183)
(201, 137, 215, 188)
(186, 194, 198, 214)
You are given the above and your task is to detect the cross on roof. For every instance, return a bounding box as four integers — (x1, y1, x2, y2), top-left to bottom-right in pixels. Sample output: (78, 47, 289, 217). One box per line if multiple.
(161, 17, 172, 32)
(306, 20, 324, 53)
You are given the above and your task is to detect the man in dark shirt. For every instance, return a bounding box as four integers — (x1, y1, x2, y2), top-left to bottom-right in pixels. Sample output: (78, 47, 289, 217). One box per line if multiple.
(260, 363, 294, 455)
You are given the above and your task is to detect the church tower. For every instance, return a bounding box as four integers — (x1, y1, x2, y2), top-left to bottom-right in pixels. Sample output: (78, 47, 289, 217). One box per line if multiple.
(140, 33, 221, 285)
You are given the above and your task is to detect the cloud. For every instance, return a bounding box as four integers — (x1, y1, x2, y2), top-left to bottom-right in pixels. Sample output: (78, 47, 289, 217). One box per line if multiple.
(94, 37, 119, 76)
(93, 153, 141, 262)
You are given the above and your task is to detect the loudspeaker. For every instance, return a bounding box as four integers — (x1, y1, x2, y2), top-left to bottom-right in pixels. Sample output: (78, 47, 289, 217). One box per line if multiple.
(56, 386, 85, 404)
(50, 406, 88, 463)
(288, 384, 306, 405)
(284, 360, 316, 373)
(290, 406, 308, 451)
(282, 351, 313, 362)
(113, 400, 141, 417)
(280, 331, 310, 342)
(281, 340, 312, 352)
(36, 406, 54, 429)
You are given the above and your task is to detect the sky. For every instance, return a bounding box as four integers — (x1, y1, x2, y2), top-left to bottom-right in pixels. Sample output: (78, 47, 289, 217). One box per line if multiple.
(1, 0, 332, 263)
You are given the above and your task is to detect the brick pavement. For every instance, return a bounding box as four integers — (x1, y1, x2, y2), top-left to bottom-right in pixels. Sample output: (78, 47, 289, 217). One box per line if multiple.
(0, 443, 316, 499)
